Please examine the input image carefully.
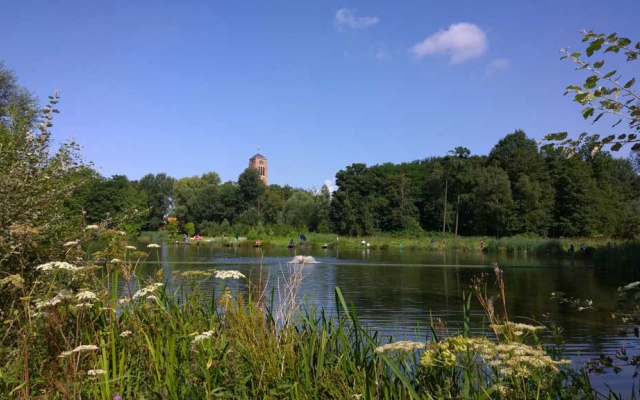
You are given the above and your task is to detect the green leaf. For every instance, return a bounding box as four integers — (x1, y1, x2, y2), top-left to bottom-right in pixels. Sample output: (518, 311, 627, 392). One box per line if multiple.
(603, 70, 617, 79)
(593, 60, 605, 69)
(611, 143, 623, 151)
(617, 134, 627, 140)
(582, 107, 595, 119)
(586, 38, 604, 56)
(624, 78, 636, 89)
(593, 112, 604, 123)
(631, 143, 640, 151)
(545, 132, 568, 141)
(570, 52, 582, 58)
(602, 135, 615, 144)
(584, 75, 599, 89)
(619, 38, 632, 47)
(607, 33, 618, 43)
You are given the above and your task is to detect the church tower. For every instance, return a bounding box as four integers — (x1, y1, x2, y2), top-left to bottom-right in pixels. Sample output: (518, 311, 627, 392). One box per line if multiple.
(249, 152, 268, 184)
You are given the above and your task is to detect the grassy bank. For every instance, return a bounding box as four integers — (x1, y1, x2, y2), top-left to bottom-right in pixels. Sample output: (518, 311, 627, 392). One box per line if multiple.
(156, 231, 614, 255)
(1, 228, 628, 399)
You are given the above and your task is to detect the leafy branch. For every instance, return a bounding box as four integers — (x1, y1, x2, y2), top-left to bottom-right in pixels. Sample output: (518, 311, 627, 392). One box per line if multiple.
(544, 30, 640, 155)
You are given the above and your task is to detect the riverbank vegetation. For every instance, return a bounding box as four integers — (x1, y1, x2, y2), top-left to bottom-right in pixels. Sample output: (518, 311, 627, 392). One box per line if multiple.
(0, 227, 614, 399)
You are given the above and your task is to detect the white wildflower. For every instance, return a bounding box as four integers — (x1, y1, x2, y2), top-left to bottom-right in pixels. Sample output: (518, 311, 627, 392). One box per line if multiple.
(58, 263, 79, 272)
(147, 243, 161, 248)
(74, 302, 93, 309)
(375, 341, 426, 354)
(76, 291, 98, 301)
(192, 330, 215, 344)
(120, 330, 132, 337)
(110, 258, 122, 264)
(58, 350, 73, 358)
(87, 369, 106, 376)
(117, 231, 126, 236)
(146, 295, 158, 301)
(85, 225, 99, 230)
(132, 283, 163, 299)
(35, 290, 72, 309)
(214, 270, 246, 280)
(118, 298, 130, 305)
(126, 245, 136, 250)
(35, 261, 78, 272)
(72, 344, 99, 353)
(63, 241, 79, 247)
(36, 298, 62, 308)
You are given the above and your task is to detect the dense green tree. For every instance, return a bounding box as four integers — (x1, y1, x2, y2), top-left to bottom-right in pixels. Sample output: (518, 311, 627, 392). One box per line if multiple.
(238, 168, 266, 210)
(173, 172, 221, 225)
(82, 175, 148, 233)
(137, 173, 175, 230)
(315, 185, 333, 233)
(489, 131, 554, 235)
(260, 186, 286, 224)
(281, 191, 319, 231)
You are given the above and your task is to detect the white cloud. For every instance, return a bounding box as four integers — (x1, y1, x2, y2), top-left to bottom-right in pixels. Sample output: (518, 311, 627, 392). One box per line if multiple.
(486, 58, 510, 76)
(335, 8, 379, 30)
(410, 23, 487, 64)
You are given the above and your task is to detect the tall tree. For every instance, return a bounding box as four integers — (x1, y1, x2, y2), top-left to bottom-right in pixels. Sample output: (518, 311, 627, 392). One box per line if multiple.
(137, 173, 175, 230)
(238, 168, 266, 211)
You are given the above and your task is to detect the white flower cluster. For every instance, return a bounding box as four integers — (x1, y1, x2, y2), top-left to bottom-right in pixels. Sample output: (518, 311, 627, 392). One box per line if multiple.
(375, 341, 426, 354)
(147, 243, 161, 248)
(76, 291, 98, 301)
(132, 283, 164, 299)
(126, 245, 136, 250)
(192, 330, 215, 344)
(87, 369, 106, 376)
(85, 225, 99, 230)
(214, 270, 246, 280)
(63, 240, 79, 247)
(120, 330, 132, 337)
(35, 261, 79, 272)
(59, 344, 100, 358)
(35, 290, 72, 309)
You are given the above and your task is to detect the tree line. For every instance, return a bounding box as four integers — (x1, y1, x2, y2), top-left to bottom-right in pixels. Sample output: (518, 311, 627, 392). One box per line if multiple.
(61, 130, 640, 239)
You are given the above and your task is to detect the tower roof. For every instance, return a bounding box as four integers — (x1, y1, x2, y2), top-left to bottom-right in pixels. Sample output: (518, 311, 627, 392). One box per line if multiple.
(250, 153, 266, 160)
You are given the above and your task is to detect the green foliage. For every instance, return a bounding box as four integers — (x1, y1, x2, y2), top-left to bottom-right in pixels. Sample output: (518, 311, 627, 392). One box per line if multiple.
(136, 173, 175, 230)
(184, 221, 195, 236)
(545, 30, 640, 154)
(0, 84, 85, 280)
(165, 220, 178, 237)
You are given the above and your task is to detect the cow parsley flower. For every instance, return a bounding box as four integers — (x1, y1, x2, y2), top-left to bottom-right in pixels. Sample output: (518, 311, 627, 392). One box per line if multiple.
(76, 291, 98, 301)
(85, 225, 99, 230)
(126, 245, 136, 250)
(72, 344, 99, 353)
(120, 330, 132, 337)
(87, 369, 106, 376)
(192, 330, 215, 344)
(147, 243, 161, 248)
(63, 241, 79, 247)
(214, 270, 246, 280)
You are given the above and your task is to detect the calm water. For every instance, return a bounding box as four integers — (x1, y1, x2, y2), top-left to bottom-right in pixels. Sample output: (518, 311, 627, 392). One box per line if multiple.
(137, 242, 639, 394)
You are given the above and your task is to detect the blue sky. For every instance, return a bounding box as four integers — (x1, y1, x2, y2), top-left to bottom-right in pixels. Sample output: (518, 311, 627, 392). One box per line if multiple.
(2, 1, 639, 189)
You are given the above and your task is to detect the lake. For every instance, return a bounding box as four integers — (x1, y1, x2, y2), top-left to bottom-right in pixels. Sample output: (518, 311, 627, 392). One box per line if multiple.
(136, 242, 639, 394)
